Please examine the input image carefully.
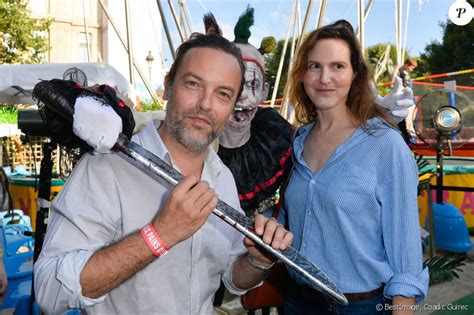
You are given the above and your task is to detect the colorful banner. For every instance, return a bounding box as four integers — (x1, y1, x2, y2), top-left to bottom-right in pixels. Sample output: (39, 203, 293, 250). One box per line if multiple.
(8, 177, 64, 230)
(418, 173, 474, 230)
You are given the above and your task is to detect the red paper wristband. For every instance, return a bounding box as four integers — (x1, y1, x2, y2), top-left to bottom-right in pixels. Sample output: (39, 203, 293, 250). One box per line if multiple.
(140, 224, 169, 257)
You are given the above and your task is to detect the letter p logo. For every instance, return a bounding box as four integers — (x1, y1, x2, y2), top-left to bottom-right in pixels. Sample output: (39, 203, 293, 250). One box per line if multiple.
(456, 7, 467, 18)
(449, 0, 473, 26)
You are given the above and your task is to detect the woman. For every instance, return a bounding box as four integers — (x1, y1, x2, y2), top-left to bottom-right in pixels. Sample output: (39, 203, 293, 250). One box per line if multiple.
(280, 20, 429, 314)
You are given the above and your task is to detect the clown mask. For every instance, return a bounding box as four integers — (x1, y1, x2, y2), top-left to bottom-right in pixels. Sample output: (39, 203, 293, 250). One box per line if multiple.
(227, 44, 269, 131)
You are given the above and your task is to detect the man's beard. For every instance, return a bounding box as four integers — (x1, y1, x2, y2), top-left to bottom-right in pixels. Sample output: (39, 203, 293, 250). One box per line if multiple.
(164, 97, 224, 152)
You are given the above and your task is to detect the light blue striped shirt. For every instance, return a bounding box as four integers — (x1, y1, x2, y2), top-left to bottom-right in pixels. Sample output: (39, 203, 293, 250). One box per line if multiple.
(279, 117, 429, 302)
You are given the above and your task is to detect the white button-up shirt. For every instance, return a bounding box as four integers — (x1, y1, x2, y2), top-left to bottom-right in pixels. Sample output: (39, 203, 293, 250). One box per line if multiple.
(34, 122, 247, 314)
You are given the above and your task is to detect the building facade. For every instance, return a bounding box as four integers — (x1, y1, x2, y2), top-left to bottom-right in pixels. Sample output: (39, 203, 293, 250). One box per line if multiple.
(28, 0, 165, 94)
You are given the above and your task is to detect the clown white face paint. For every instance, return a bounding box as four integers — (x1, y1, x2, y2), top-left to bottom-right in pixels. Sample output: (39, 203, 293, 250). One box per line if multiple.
(227, 62, 265, 130)
(219, 43, 269, 148)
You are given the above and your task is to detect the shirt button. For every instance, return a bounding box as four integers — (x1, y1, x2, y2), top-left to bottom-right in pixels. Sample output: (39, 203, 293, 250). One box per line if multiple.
(310, 179, 316, 184)
(192, 305, 197, 312)
(306, 210, 311, 215)
(302, 243, 306, 247)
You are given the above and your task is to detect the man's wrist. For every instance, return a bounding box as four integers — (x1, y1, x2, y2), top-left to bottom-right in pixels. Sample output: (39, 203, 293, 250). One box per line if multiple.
(247, 254, 275, 271)
(140, 224, 169, 257)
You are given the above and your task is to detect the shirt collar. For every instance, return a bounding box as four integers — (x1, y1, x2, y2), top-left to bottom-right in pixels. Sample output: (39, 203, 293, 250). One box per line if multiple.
(292, 117, 394, 164)
(134, 120, 224, 180)
(134, 120, 171, 163)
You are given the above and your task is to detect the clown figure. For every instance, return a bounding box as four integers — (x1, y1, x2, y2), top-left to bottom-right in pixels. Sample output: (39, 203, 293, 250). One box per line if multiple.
(217, 7, 294, 218)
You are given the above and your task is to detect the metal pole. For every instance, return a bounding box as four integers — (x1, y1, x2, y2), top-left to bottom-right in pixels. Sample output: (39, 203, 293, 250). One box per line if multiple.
(358, 0, 365, 56)
(182, 0, 194, 34)
(296, 0, 313, 50)
(178, 0, 193, 37)
(286, 0, 313, 119)
(155, 0, 176, 59)
(270, 0, 297, 107)
(281, 2, 300, 120)
(124, 0, 135, 85)
(30, 141, 55, 313)
(436, 139, 443, 204)
(82, 0, 91, 62)
(395, 0, 402, 65)
(315, 0, 328, 29)
(398, 0, 403, 65)
(33, 142, 54, 263)
(98, 0, 160, 104)
(168, 0, 185, 42)
(354, 0, 375, 36)
(287, 4, 303, 82)
(402, 0, 411, 62)
(296, 0, 301, 37)
(179, 9, 188, 38)
(394, 0, 398, 65)
(426, 182, 436, 258)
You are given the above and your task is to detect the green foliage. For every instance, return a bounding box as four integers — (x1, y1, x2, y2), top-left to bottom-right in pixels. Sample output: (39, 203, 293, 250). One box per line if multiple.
(423, 254, 466, 286)
(0, 105, 18, 123)
(264, 38, 294, 100)
(140, 99, 163, 112)
(366, 43, 414, 84)
(419, 0, 474, 75)
(0, 0, 52, 64)
(366, 43, 394, 83)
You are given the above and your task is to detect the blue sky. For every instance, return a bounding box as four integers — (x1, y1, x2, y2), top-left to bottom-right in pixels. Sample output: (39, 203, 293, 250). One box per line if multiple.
(158, 0, 452, 66)
(136, 0, 456, 96)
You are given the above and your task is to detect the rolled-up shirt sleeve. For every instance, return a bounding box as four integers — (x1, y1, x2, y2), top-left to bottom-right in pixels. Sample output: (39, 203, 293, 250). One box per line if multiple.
(380, 148, 429, 303)
(222, 235, 264, 295)
(34, 154, 121, 313)
(222, 260, 247, 296)
(34, 249, 106, 313)
(222, 220, 266, 295)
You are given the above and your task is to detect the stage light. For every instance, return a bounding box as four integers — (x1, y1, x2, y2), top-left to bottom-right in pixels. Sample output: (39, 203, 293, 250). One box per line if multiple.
(433, 106, 462, 136)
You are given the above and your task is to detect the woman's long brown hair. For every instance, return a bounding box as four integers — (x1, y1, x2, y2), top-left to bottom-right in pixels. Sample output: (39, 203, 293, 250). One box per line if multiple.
(288, 20, 395, 127)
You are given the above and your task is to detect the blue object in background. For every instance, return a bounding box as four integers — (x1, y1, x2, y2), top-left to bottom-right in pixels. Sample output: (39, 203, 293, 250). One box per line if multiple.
(11, 295, 40, 315)
(1, 209, 35, 312)
(1, 222, 34, 311)
(0, 210, 32, 227)
(8, 165, 32, 177)
(3, 166, 12, 175)
(448, 91, 456, 107)
(428, 203, 473, 253)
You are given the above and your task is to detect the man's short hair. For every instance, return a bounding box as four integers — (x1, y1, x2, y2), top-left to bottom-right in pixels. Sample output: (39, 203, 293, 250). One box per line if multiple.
(167, 33, 246, 100)
(404, 58, 418, 67)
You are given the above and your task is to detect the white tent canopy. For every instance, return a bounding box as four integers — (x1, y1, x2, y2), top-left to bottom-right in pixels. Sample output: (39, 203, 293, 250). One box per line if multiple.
(0, 62, 136, 107)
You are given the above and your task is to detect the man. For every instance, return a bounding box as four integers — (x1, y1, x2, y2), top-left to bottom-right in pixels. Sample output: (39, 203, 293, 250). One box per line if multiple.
(34, 33, 293, 314)
(395, 57, 418, 88)
(392, 57, 418, 143)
